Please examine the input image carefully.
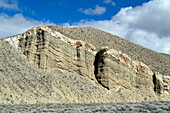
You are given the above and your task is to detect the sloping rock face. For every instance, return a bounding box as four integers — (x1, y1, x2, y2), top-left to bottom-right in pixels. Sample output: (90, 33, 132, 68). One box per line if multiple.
(49, 25, 170, 76)
(0, 25, 169, 104)
(94, 48, 159, 101)
(18, 28, 95, 80)
(94, 48, 154, 90)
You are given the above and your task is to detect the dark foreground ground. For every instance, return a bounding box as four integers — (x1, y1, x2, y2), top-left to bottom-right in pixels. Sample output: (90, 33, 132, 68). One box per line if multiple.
(0, 101, 169, 113)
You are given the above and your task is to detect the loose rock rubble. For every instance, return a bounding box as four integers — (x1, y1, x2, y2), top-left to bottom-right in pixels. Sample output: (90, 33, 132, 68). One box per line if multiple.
(0, 101, 169, 113)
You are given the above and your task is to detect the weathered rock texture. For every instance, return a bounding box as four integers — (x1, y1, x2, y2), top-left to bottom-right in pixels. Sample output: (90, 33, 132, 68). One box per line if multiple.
(49, 25, 170, 76)
(94, 48, 153, 89)
(18, 27, 95, 80)
(0, 25, 169, 104)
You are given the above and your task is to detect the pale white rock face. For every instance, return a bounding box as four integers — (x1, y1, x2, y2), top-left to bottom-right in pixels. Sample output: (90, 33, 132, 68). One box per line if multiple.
(4, 26, 92, 54)
(163, 75, 170, 80)
(17, 26, 97, 55)
(5, 36, 20, 49)
(163, 75, 170, 89)
(132, 61, 153, 75)
(100, 47, 154, 76)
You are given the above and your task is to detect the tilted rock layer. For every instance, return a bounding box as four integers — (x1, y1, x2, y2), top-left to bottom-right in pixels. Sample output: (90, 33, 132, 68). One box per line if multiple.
(0, 25, 169, 104)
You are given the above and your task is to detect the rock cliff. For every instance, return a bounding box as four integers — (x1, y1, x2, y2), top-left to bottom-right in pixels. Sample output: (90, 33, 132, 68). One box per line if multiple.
(0, 25, 169, 104)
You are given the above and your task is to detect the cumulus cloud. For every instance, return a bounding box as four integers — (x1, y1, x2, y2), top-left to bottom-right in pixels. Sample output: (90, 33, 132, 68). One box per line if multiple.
(0, 0, 19, 10)
(78, 5, 106, 15)
(103, 0, 115, 6)
(0, 13, 53, 38)
(65, 0, 170, 54)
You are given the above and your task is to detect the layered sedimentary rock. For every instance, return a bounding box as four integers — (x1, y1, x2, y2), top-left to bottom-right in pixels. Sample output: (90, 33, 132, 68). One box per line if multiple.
(49, 25, 170, 76)
(94, 48, 153, 90)
(18, 27, 96, 80)
(93, 48, 164, 101)
(0, 25, 169, 104)
(0, 39, 108, 104)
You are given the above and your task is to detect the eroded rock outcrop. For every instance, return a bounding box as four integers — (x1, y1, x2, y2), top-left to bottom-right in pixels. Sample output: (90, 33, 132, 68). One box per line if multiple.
(94, 47, 154, 90)
(1, 25, 169, 104)
(153, 72, 164, 94)
(17, 27, 96, 80)
(152, 72, 170, 100)
(93, 47, 170, 100)
(163, 77, 170, 93)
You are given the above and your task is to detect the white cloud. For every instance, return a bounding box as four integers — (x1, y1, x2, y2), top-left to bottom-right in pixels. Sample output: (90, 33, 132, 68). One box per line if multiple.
(78, 5, 106, 15)
(103, 0, 115, 6)
(0, 13, 53, 38)
(65, 0, 170, 54)
(0, 0, 19, 10)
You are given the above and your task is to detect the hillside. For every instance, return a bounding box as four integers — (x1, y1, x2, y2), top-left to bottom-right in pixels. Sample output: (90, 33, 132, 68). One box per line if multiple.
(0, 25, 169, 104)
(48, 25, 170, 76)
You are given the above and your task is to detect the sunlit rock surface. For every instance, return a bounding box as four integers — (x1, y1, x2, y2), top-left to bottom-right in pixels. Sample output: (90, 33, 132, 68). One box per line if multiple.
(0, 25, 169, 104)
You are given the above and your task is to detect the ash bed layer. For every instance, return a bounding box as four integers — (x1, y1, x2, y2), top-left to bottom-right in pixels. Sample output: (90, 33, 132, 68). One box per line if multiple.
(0, 25, 169, 104)
(0, 101, 169, 113)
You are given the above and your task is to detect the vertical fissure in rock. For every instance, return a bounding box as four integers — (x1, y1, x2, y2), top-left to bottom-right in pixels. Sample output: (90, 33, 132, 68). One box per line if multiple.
(76, 48, 82, 76)
(37, 54, 41, 68)
(94, 49, 109, 90)
(42, 31, 45, 46)
(76, 48, 80, 59)
(37, 32, 41, 41)
(153, 73, 162, 95)
(94, 52, 100, 78)
(153, 73, 156, 92)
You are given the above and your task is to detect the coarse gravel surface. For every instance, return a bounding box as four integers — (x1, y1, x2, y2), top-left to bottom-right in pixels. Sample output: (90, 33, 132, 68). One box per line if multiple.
(0, 101, 169, 113)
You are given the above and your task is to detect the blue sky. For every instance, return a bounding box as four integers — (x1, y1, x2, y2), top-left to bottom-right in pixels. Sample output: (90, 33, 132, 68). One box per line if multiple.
(1, 0, 150, 24)
(0, 0, 170, 54)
